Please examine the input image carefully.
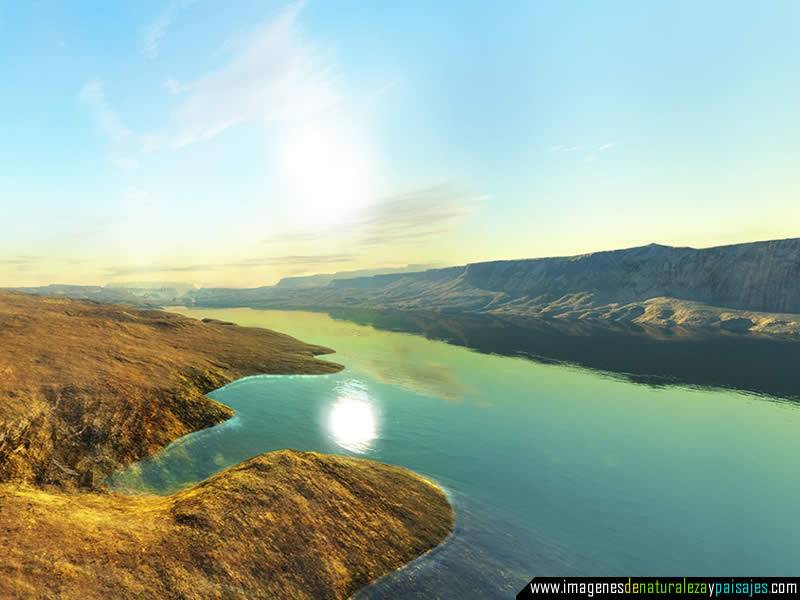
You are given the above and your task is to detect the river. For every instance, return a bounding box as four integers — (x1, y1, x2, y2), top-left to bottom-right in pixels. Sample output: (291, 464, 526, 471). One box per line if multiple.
(110, 307, 800, 597)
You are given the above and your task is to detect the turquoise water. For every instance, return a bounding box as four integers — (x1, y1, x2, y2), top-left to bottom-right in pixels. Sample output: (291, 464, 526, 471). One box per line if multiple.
(111, 308, 800, 597)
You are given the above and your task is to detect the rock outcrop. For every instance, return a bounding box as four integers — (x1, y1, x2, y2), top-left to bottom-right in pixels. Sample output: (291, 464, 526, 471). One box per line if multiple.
(184, 238, 800, 335)
(14, 238, 800, 335)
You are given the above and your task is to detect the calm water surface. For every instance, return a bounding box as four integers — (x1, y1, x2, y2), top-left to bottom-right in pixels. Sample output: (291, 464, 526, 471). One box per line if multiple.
(111, 308, 800, 597)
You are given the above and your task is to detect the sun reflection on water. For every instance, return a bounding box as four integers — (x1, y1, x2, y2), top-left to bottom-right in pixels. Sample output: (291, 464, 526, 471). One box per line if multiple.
(325, 381, 379, 454)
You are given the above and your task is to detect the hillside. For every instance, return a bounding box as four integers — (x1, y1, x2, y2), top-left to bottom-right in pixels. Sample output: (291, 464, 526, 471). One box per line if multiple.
(11, 238, 800, 336)
(275, 264, 435, 289)
(0, 291, 453, 598)
(0, 291, 341, 488)
(0, 450, 452, 600)
(187, 238, 800, 335)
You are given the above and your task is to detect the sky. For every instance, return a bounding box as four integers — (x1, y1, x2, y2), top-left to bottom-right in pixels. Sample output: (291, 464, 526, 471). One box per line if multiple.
(1, 0, 799, 287)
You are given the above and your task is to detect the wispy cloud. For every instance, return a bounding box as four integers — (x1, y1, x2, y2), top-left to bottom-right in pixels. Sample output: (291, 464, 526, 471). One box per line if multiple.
(0, 256, 42, 272)
(105, 264, 213, 277)
(169, 1, 336, 147)
(140, 0, 192, 59)
(85, 1, 364, 180)
(549, 142, 619, 162)
(79, 80, 138, 168)
(359, 185, 481, 246)
(105, 253, 355, 278)
(80, 80, 131, 146)
(262, 184, 483, 248)
(77, 4, 478, 286)
(262, 230, 325, 245)
(229, 254, 356, 267)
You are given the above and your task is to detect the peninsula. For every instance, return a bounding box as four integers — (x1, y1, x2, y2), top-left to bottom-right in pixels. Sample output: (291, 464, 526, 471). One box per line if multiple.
(0, 291, 453, 598)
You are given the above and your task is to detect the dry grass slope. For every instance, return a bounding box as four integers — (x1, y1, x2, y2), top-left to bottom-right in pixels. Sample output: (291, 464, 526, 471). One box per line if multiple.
(0, 291, 341, 487)
(0, 292, 454, 598)
(0, 451, 452, 600)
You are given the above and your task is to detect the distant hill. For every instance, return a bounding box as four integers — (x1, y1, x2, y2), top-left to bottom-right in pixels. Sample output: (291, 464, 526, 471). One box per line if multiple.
(8, 238, 800, 335)
(6, 284, 159, 306)
(9, 282, 192, 307)
(275, 264, 435, 289)
(309, 238, 800, 312)
(185, 238, 800, 335)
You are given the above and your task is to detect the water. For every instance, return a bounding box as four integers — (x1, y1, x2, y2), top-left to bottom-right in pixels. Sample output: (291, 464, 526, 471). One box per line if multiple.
(111, 308, 800, 597)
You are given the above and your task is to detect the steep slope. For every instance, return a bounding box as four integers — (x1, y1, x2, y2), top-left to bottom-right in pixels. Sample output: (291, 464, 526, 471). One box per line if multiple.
(182, 238, 800, 334)
(11, 238, 800, 335)
(454, 238, 800, 312)
(318, 238, 800, 313)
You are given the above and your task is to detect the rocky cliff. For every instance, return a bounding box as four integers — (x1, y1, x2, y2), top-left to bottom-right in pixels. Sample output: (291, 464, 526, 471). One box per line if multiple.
(12, 238, 800, 336)
(184, 238, 800, 335)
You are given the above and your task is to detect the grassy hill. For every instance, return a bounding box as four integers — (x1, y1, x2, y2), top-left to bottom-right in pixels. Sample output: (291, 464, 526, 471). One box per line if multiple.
(0, 292, 452, 598)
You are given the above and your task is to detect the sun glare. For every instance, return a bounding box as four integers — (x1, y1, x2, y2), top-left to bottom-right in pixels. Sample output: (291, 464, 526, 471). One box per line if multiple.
(326, 383, 378, 453)
(278, 121, 375, 229)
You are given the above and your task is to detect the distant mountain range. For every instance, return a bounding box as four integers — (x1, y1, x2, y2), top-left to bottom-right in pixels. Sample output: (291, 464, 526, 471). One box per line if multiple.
(275, 264, 435, 289)
(10, 238, 800, 335)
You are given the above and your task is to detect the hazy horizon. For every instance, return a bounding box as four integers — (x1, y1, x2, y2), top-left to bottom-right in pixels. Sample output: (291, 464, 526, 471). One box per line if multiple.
(3, 1, 800, 287)
(12, 235, 800, 290)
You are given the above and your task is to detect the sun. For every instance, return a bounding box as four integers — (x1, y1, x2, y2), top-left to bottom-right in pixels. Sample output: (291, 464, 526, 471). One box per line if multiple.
(278, 120, 375, 229)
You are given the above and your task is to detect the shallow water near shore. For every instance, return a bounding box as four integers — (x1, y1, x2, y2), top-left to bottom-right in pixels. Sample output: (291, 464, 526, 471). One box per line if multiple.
(111, 308, 800, 597)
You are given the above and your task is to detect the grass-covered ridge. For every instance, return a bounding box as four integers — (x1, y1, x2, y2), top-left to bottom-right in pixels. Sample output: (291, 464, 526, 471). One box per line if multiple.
(0, 450, 452, 599)
(0, 292, 453, 598)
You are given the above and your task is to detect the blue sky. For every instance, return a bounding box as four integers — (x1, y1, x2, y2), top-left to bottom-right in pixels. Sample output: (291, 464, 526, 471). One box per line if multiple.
(1, 1, 799, 286)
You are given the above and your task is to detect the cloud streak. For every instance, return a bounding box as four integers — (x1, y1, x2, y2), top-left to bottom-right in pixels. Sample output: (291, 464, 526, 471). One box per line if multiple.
(140, 0, 192, 59)
(80, 80, 131, 146)
(169, 1, 338, 147)
(548, 142, 619, 162)
(80, 80, 138, 168)
(75, 5, 479, 286)
(358, 185, 480, 246)
(86, 2, 332, 150)
(262, 184, 482, 248)
(229, 254, 356, 267)
(0, 256, 42, 272)
(105, 253, 355, 277)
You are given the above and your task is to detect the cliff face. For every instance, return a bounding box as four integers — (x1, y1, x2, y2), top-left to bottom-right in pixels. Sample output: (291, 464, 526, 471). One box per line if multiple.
(455, 238, 800, 313)
(319, 238, 800, 313)
(12, 238, 800, 334)
(183, 239, 800, 334)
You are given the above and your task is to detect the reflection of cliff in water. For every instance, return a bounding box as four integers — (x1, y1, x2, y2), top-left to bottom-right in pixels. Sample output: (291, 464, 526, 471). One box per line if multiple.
(327, 308, 800, 402)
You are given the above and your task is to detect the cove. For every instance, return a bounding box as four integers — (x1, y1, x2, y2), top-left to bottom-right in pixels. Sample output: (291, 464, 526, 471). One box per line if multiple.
(111, 308, 800, 598)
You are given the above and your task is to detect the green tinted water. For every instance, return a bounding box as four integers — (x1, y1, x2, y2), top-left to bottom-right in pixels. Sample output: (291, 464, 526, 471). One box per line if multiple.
(111, 308, 800, 597)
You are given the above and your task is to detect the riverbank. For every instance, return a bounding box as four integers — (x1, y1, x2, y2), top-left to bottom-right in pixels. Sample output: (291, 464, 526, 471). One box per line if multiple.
(0, 450, 452, 599)
(0, 292, 453, 598)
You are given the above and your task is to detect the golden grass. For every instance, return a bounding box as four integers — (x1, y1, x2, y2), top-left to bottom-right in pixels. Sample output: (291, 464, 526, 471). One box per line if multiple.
(0, 292, 454, 598)
(0, 450, 452, 599)
(0, 291, 341, 487)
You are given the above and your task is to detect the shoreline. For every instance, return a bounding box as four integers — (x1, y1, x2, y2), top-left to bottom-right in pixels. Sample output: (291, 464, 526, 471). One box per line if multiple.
(0, 450, 454, 599)
(0, 292, 454, 598)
